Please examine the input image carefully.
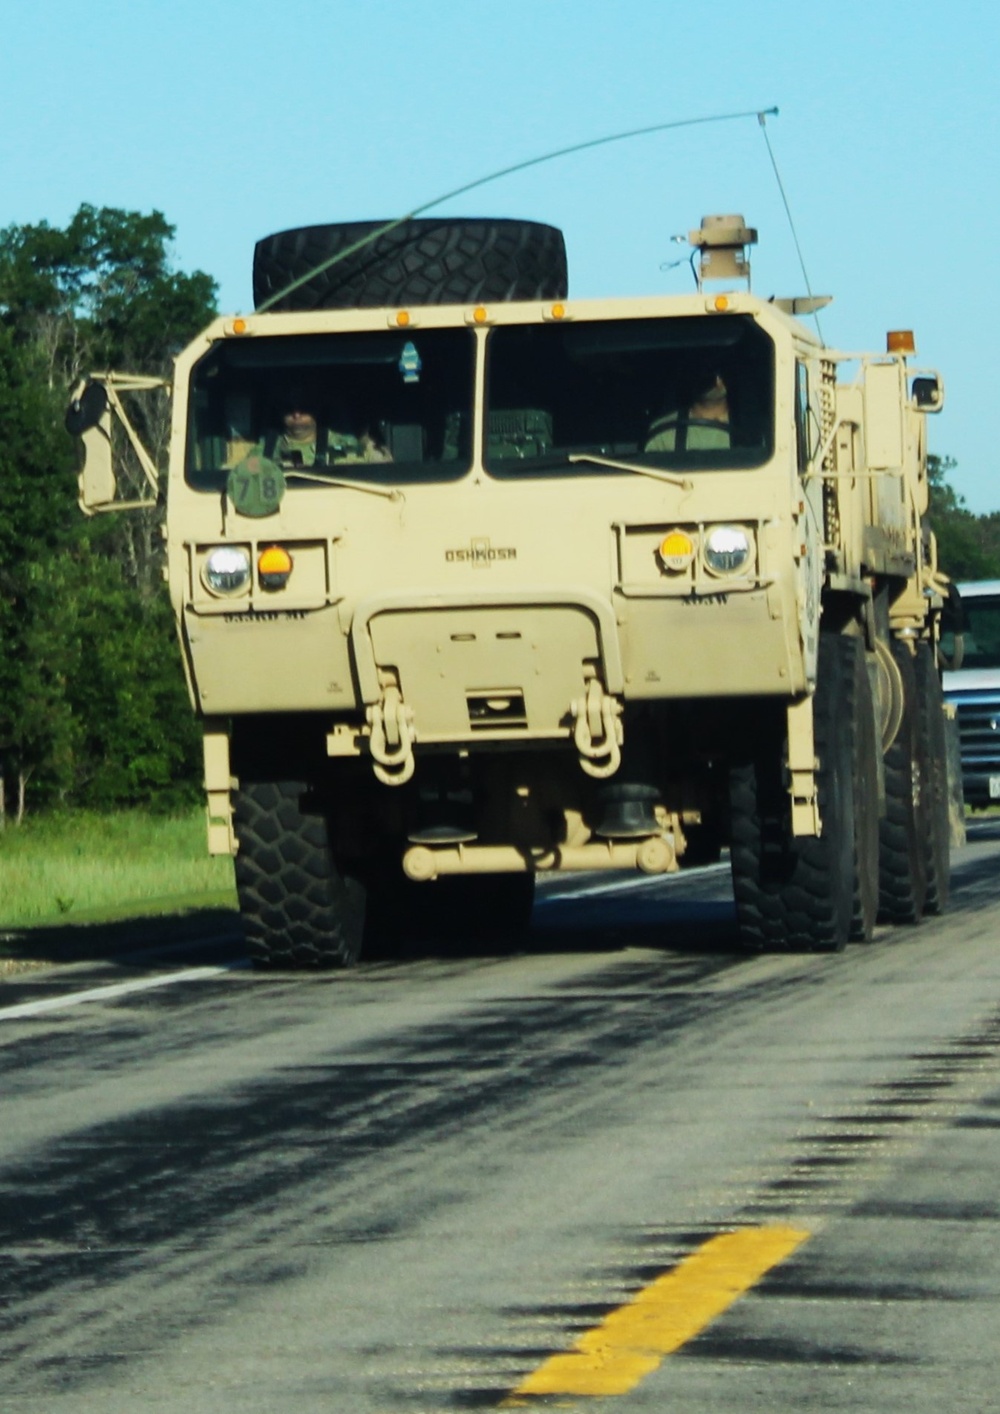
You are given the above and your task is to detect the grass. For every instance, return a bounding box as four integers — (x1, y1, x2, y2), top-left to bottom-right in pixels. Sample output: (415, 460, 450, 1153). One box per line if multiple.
(0, 798, 991, 943)
(0, 809, 237, 931)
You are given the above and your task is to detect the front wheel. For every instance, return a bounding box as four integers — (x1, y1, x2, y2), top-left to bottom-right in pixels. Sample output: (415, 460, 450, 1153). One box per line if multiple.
(232, 780, 366, 968)
(730, 634, 879, 952)
(877, 641, 929, 925)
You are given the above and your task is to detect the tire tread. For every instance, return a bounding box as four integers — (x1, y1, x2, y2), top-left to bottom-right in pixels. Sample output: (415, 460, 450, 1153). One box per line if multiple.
(233, 781, 365, 968)
(731, 635, 876, 951)
(253, 218, 568, 312)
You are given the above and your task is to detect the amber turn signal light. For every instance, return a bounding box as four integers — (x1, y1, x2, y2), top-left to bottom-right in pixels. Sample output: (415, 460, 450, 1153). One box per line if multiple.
(258, 545, 293, 590)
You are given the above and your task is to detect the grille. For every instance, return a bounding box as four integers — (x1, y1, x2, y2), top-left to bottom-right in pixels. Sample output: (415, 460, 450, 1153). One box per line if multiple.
(951, 693, 1000, 770)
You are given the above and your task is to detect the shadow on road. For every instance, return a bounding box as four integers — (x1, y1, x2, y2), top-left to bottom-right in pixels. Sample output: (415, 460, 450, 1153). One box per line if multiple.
(1, 890, 742, 976)
(0, 907, 243, 973)
(532, 894, 741, 955)
(366, 871, 743, 965)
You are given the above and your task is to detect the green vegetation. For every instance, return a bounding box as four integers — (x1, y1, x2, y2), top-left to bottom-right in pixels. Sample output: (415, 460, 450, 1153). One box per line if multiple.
(0, 809, 236, 929)
(929, 455, 1000, 581)
(0, 204, 216, 821)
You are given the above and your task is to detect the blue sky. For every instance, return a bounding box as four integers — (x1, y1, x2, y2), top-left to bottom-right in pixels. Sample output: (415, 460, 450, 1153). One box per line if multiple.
(3, 0, 998, 510)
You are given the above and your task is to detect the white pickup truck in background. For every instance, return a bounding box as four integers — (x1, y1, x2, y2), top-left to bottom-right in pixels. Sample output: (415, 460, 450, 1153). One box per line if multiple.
(942, 579, 1000, 810)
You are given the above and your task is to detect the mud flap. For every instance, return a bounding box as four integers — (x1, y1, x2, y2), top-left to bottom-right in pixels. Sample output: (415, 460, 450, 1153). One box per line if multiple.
(787, 695, 820, 836)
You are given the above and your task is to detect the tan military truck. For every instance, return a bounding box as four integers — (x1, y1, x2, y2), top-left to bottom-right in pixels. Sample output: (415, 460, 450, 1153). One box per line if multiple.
(68, 213, 950, 965)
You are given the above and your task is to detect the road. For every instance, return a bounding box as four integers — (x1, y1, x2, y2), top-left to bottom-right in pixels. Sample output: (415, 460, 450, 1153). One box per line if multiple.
(1, 821, 1000, 1412)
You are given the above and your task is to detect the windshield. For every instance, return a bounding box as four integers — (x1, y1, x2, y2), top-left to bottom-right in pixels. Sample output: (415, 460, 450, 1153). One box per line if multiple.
(484, 315, 773, 477)
(186, 329, 476, 491)
(942, 595, 1000, 670)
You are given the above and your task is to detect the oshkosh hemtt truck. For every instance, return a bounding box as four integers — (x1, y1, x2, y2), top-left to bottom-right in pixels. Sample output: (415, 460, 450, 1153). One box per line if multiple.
(69, 213, 951, 965)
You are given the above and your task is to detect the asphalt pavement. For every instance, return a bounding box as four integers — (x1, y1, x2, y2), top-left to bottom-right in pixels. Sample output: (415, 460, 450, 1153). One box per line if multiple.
(1, 826, 999, 1412)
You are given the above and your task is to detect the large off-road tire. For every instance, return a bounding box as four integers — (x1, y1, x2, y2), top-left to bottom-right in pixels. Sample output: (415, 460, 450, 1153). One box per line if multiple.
(232, 781, 366, 968)
(253, 218, 568, 312)
(877, 641, 929, 925)
(914, 641, 950, 914)
(730, 634, 879, 952)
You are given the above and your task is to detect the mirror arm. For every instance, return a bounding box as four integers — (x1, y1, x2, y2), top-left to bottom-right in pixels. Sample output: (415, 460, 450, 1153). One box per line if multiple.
(102, 380, 165, 497)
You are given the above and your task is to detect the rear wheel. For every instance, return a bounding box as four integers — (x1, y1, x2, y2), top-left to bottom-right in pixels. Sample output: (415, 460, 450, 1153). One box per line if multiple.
(877, 641, 928, 925)
(914, 641, 951, 914)
(730, 634, 879, 952)
(232, 780, 366, 968)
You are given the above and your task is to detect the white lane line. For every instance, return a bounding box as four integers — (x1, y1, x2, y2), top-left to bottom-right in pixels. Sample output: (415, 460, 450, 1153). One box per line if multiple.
(0, 964, 242, 1022)
(541, 861, 730, 903)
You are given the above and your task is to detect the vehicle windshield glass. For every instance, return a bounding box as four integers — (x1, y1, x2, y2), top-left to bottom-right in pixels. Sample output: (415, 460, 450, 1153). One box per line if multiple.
(484, 315, 773, 477)
(186, 329, 476, 490)
(943, 595, 1000, 669)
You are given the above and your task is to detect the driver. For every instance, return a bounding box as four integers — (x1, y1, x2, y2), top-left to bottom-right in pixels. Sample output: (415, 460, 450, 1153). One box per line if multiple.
(226, 388, 392, 517)
(646, 375, 730, 452)
(265, 393, 391, 467)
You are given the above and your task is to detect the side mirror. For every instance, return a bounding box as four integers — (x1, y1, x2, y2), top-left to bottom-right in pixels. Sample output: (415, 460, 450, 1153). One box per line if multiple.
(64, 373, 165, 514)
(912, 375, 944, 412)
(64, 380, 109, 436)
(66, 380, 117, 514)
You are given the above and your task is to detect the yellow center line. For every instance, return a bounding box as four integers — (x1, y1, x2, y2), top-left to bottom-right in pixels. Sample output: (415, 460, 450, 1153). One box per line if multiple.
(503, 1224, 809, 1402)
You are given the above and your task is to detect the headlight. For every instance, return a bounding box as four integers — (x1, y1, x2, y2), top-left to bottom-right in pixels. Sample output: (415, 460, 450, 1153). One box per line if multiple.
(202, 546, 252, 596)
(703, 525, 752, 576)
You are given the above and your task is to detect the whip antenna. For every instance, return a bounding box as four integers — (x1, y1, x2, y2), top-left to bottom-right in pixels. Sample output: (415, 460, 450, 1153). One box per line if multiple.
(258, 106, 779, 312)
(756, 111, 823, 340)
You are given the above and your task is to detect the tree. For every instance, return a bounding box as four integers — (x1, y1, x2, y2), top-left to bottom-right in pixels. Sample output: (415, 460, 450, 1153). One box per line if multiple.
(43, 544, 201, 810)
(0, 206, 217, 819)
(0, 205, 217, 600)
(928, 455, 1000, 581)
(0, 325, 79, 817)
(0, 204, 216, 386)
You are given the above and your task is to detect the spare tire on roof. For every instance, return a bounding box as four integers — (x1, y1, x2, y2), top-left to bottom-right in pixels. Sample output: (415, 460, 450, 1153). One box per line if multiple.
(252, 217, 568, 312)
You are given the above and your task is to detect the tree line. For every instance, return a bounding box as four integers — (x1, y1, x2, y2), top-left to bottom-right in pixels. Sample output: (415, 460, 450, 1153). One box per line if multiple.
(0, 204, 996, 822)
(0, 206, 216, 821)
(928, 455, 1000, 582)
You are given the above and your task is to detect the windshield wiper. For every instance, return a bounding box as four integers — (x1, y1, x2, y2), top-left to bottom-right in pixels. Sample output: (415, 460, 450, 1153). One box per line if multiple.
(567, 453, 692, 491)
(285, 468, 402, 500)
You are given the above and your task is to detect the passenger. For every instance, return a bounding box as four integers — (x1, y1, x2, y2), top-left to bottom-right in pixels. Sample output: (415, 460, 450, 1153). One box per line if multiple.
(646, 375, 731, 453)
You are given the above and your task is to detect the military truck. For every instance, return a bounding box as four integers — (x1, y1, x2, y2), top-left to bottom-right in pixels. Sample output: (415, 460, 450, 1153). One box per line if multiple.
(67, 212, 951, 965)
